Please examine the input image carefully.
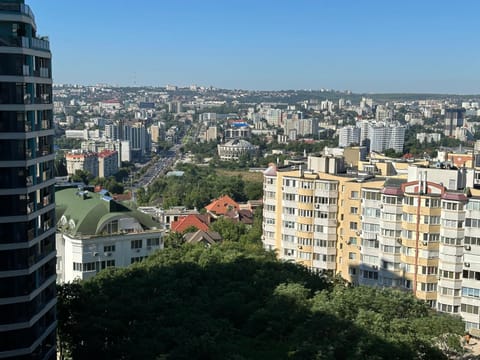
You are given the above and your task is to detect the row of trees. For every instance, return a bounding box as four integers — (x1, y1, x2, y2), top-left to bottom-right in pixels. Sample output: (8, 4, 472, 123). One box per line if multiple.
(57, 241, 465, 359)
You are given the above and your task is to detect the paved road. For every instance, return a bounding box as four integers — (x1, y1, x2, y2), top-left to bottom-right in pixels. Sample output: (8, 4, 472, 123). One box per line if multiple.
(134, 143, 182, 190)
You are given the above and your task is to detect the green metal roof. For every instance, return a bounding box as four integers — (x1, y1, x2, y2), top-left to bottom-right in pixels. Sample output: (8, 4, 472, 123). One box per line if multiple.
(55, 188, 160, 237)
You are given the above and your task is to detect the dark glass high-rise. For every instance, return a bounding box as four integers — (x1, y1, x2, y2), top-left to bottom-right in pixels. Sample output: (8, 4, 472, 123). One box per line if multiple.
(0, 1, 56, 359)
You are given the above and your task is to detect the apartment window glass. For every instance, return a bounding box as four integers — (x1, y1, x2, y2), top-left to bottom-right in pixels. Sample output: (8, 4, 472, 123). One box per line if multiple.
(131, 239, 142, 249)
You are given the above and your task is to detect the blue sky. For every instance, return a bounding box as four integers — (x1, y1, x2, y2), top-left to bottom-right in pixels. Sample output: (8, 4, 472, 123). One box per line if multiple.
(28, 0, 480, 93)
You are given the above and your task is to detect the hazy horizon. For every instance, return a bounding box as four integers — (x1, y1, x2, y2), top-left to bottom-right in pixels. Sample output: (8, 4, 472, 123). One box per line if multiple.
(29, 0, 480, 94)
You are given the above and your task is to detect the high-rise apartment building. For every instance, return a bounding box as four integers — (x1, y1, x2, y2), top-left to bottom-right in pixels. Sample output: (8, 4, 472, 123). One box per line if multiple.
(444, 108, 464, 137)
(0, 1, 56, 358)
(263, 159, 480, 331)
(338, 125, 360, 147)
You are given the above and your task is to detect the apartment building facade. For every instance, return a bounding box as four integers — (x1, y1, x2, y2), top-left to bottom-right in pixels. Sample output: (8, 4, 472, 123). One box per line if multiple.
(263, 161, 480, 330)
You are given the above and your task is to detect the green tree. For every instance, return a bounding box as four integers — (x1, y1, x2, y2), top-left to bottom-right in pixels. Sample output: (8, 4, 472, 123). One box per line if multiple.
(57, 243, 465, 360)
(210, 217, 246, 242)
(71, 169, 93, 184)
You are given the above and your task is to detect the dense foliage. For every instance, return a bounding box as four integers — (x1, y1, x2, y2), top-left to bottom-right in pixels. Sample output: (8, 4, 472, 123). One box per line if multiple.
(138, 163, 263, 207)
(57, 243, 465, 360)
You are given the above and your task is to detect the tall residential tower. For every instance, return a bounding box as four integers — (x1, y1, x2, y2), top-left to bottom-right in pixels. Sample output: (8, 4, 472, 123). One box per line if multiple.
(0, 1, 56, 359)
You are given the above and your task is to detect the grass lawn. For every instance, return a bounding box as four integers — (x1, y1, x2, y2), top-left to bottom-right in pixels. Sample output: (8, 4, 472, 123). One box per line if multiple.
(216, 169, 263, 183)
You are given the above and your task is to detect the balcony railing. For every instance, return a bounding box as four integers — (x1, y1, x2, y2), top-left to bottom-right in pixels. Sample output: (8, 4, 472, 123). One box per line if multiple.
(0, 36, 49, 50)
(0, 3, 35, 20)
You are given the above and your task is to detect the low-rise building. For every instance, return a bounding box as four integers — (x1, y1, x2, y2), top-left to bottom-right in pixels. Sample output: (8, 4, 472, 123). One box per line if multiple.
(55, 188, 164, 283)
(217, 139, 258, 161)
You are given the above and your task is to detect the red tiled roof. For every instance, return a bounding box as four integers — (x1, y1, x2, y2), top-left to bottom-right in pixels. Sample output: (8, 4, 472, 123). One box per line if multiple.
(205, 195, 239, 215)
(171, 214, 209, 233)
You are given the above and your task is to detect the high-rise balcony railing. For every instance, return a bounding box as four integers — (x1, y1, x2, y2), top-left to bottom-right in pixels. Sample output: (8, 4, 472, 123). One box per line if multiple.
(0, 36, 49, 50)
(0, 3, 35, 21)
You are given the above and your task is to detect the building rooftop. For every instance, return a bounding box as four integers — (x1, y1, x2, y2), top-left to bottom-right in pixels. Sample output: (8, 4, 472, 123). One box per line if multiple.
(56, 188, 160, 237)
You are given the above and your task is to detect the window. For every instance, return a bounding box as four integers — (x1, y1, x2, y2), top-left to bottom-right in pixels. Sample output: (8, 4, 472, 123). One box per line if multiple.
(362, 207, 380, 217)
(265, 217, 275, 225)
(147, 238, 160, 247)
(298, 251, 312, 260)
(298, 223, 312, 232)
(463, 270, 480, 281)
(350, 207, 358, 214)
(362, 191, 381, 201)
(361, 270, 378, 280)
(104, 245, 116, 252)
(131, 239, 142, 249)
(462, 287, 480, 298)
(350, 222, 358, 230)
(382, 196, 398, 205)
(299, 195, 313, 203)
(350, 191, 359, 199)
(441, 236, 462, 246)
(440, 269, 461, 279)
(264, 204, 276, 212)
(348, 237, 357, 245)
(443, 219, 463, 228)
(465, 236, 480, 246)
(131, 256, 146, 264)
(282, 234, 295, 243)
(466, 201, 480, 211)
(423, 216, 440, 225)
(298, 209, 313, 217)
(419, 282, 437, 292)
(441, 287, 460, 296)
(420, 266, 438, 275)
(348, 252, 356, 260)
(439, 303, 453, 313)
(461, 303, 479, 315)
(360, 254, 378, 265)
(349, 266, 357, 275)
(73, 262, 96, 272)
(298, 237, 312, 246)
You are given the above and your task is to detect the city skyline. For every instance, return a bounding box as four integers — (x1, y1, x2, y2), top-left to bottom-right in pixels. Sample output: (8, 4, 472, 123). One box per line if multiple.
(29, 0, 480, 94)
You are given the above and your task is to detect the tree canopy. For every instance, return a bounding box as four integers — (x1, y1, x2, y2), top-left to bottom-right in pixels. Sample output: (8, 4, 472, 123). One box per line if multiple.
(142, 163, 262, 207)
(57, 242, 465, 360)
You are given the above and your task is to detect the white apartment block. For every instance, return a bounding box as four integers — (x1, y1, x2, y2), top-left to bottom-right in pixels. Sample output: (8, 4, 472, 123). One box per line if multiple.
(339, 125, 360, 147)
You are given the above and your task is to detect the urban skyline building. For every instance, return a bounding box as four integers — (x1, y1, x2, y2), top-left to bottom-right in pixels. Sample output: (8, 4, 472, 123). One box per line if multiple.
(0, 0, 56, 358)
(262, 159, 480, 330)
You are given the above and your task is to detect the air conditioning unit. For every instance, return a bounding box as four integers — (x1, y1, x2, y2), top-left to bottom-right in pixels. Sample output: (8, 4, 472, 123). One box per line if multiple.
(356, 231, 362, 236)
(287, 251, 293, 256)
(465, 245, 472, 251)
(314, 204, 321, 209)
(422, 241, 428, 246)
(465, 262, 471, 268)
(92, 252, 98, 257)
(379, 204, 383, 209)
(104, 252, 112, 257)
(135, 248, 141, 253)
(372, 265, 378, 270)
(396, 238, 402, 244)
(298, 245, 303, 249)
